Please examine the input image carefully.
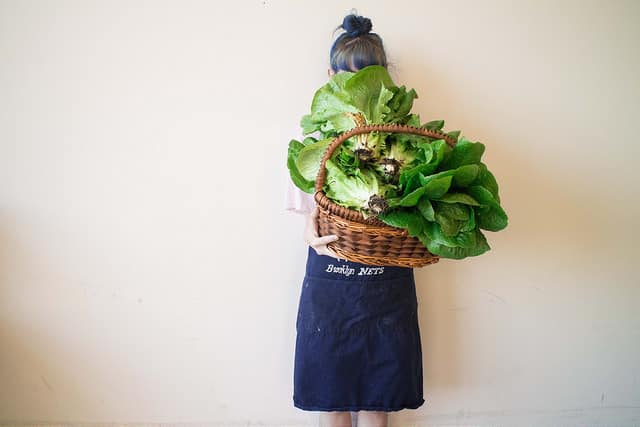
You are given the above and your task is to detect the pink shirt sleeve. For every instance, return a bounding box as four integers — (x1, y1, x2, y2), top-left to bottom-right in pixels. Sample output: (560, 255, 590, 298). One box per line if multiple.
(284, 177, 316, 215)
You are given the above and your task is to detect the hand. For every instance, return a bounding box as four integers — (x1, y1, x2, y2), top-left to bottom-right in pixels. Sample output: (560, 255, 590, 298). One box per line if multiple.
(304, 206, 340, 259)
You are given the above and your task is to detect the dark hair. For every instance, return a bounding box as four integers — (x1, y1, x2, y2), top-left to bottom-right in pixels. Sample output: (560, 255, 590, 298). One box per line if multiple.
(329, 12, 388, 73)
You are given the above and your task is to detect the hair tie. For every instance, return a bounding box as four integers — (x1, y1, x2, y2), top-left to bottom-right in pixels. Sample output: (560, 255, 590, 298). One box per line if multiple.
(342, 14, 372, 37)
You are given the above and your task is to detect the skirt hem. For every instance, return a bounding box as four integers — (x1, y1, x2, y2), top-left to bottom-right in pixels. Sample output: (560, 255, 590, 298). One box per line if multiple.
(293, 397, 425, 412)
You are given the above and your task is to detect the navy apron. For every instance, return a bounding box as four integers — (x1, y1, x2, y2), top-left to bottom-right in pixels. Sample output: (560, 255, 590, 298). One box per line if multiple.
(293, 246, 426, 412)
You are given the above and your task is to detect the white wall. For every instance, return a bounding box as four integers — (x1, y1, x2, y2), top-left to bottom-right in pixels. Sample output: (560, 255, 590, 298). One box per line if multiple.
(0, 1, 638, 426)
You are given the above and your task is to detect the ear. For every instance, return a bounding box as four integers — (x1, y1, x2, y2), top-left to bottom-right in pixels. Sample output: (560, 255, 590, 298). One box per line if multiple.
(327, 68, 335, 77)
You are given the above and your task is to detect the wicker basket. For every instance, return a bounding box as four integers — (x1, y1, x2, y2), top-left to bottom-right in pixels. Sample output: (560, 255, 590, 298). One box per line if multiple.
(313, 123, 458, 268)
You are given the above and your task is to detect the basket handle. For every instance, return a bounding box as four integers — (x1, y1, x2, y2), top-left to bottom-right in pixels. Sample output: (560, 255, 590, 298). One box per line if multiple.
(314, 123, 457, 193)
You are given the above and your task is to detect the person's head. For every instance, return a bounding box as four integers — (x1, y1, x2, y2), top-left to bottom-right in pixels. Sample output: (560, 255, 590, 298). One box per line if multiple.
(328, 12, 388, 77)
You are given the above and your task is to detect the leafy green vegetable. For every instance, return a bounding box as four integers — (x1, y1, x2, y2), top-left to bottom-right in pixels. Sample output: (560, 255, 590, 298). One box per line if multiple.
(287, 140, 314, 194)
(417, 196, 435, 221)
(385, 86, 418, 123)
(344, 69, 395, 123)
(434, 192, 480, 206)
(438, 137, 485, 171)
(375, 135, 420, 183)
(324, 159, 392, 218)
(466, 185, 508, 231)
(422, 227, 491, 259)
(287, 65, 508, 260)
(301, 72, 359, 136)
(295, 138, 331, 182)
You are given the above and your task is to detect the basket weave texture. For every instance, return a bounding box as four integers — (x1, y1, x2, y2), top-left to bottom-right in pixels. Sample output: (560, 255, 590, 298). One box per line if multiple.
(313, 123, 458, 268)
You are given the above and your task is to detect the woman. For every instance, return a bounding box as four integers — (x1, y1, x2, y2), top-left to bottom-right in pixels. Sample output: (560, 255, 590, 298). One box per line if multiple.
(286, 12, 426, 427)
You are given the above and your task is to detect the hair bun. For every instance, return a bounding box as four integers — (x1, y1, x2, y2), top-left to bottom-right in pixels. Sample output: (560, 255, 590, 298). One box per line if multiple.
(341, 14, 372, 37)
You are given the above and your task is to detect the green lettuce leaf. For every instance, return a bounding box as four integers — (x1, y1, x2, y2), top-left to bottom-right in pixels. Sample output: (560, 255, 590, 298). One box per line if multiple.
(467, 185, 508, 231)
(295, 138, 332, 182)
(423, 228, 491, 259)
(438, 137, 485, 171)
(287, 139, 315, 193)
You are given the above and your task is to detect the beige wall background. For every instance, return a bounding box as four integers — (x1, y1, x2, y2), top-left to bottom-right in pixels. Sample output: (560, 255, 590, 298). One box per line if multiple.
(1, 0, 638, 426)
